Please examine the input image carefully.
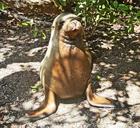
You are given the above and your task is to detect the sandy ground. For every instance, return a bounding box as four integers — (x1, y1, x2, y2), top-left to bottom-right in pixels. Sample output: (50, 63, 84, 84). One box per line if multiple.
(0, 16, 140, 128)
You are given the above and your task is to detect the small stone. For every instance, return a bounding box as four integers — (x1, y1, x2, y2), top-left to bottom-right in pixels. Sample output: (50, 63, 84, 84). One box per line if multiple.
(118, 91, 124, 97)
(117, 116, 129, 122)
(126, 84, 140, 105)
(99, 80, 112, 88)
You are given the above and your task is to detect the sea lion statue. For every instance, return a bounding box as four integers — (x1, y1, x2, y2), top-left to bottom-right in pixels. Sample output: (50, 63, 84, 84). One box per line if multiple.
(28, 13, 114, 117)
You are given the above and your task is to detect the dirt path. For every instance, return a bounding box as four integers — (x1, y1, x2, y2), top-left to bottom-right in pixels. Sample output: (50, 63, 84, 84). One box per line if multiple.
(0, 17, 140, 128)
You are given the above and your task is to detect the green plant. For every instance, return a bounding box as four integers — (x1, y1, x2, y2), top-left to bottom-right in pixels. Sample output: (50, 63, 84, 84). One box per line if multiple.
(31, 81, 42, 93)
(0, 2, 8, 11)
(18, 20, 47, 40)
(76, 0, 140, 33)
(54, 0, 140, 34)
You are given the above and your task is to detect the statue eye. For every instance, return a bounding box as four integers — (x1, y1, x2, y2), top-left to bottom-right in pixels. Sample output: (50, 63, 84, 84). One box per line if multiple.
(59, 20, 65, 26)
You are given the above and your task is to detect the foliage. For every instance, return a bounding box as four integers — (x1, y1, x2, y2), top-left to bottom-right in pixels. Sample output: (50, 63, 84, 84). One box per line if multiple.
(56, 0, 140, 34)
(31, 81, 42, 93)
(18, 20, 47, 40)
(0, 2, 47, 40)
(0, 2, 8, 11)
(1, 0, 140, 39)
